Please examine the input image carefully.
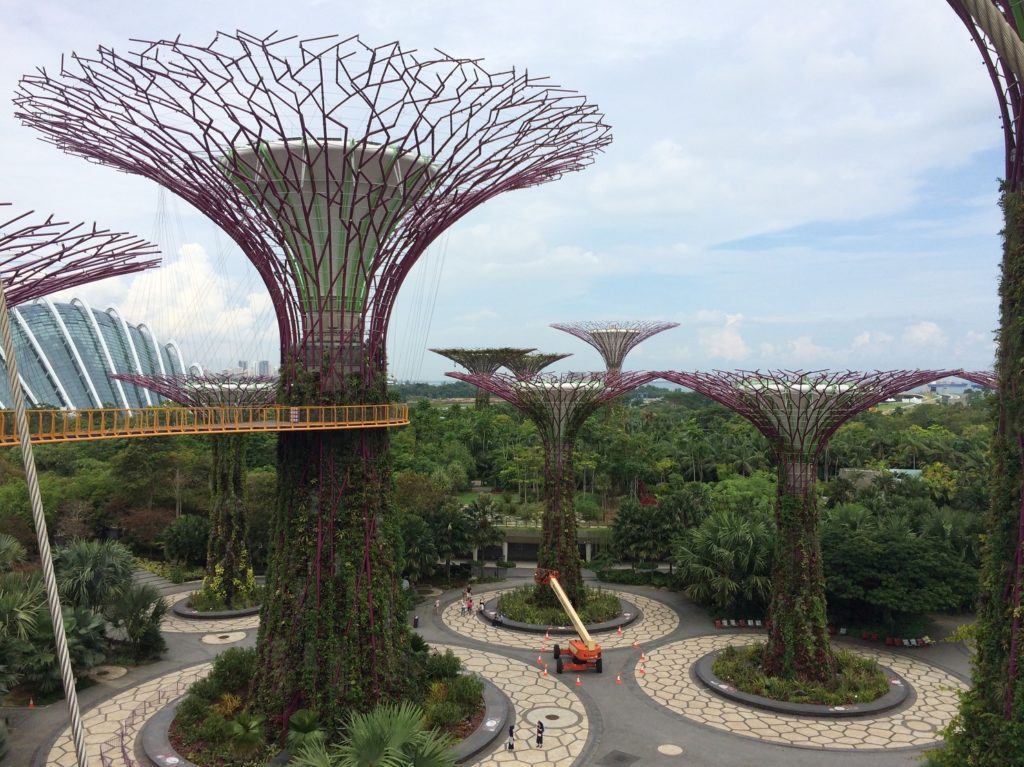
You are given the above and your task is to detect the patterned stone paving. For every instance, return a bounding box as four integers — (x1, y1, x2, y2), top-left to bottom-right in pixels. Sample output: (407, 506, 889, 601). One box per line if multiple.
(441, 589, 678, 650)
(46, 664, 210, 766)
(434, 643, 589, 766)
(636, 634, 968, 750)
(160, 592, 260, 633)
(45, 649, 586, 767)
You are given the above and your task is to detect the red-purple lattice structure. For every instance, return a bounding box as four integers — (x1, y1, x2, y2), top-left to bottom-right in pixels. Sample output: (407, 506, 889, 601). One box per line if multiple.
(15, 31, 611, 721)
(111, 373, 277, 407)
(1, 203, 158, 306)
(551, 320, 678, 374)
(448, 370, 655, 603)
(430, 347, 535, 407)
(946, 2, 1024, 732)
(958, 369, 998, 390)
(661, 369, 950, 680)
(505, 351, 572, 380)
(114, 373, 276, 608)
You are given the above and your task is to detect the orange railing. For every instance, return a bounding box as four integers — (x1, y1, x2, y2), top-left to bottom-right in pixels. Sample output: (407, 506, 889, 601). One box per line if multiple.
(0, 403, 409, 446)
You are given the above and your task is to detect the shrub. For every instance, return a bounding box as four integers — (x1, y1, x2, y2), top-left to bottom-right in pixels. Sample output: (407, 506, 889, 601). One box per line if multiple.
(21, 605, 106, 693)
(54, 539, 134, 610)
(105, 582, 167, 662)
(424, 700, 464, 729)
(0, 533, 26, 572)
(497, 584, 621, 624)
(712, 644, 889, 706)
(228, 711, 266, 758)
(162, 514, 210, 566)
(425, 649, 461, 681)
(120, 507, 175, 557)
(446, 673, 483, 709)
(286, 708, 325, 754)
(0, 717, 7, 760)
(206, 647, 257, 696)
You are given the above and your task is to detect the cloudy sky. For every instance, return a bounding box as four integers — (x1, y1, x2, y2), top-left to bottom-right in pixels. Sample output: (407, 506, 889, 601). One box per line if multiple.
(0, 0, 1005, 380)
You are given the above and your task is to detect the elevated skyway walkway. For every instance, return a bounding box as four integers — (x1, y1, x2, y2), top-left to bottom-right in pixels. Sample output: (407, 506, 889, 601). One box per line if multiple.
(0, 403, 408, 446)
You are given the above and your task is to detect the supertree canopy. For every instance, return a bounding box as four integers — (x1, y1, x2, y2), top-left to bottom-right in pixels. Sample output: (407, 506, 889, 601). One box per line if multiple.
(430, 347, 536, 407)
(505, 351, 572, 380)
(551, 320, 678, 374)
(448, 370, 654, 605)
(661, 369, 948, 681)
(1, 203, 159, 306)
(942, 4, 1024, 757)
(115, 373, 277, 609)
(16, 31, 611, 725)
(958, 369, 997, 390)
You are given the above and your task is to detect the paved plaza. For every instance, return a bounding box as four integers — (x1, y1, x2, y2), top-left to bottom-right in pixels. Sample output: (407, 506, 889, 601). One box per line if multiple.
(7, 572, 974, 767)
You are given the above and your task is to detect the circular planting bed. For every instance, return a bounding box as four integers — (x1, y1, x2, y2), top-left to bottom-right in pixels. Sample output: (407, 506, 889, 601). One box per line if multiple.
(693, 649, 911, 717)
(141, 677, 510, 766)
(170, 597, 261, 620)
(481, 594, 640, 635)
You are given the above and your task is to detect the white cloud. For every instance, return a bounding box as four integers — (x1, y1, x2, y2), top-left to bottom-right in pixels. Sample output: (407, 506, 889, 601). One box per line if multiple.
(903, 321, 947, 347)
(700, 314, 750, 361)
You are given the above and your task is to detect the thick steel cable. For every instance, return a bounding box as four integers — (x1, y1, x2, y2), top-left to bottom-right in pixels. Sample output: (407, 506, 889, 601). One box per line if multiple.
(0, 283, 90, 767)
(963, 0, 1024, 79)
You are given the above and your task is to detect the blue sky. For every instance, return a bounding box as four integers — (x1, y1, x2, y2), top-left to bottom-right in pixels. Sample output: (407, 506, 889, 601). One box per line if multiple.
(0, 0, 1005, 380)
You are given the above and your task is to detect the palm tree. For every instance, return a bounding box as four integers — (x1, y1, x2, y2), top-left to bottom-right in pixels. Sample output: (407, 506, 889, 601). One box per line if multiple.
(0, 534, 26, 573)
(53, 539, 134, 611)
(673, 509, 774, 613)
(290, 702, 454, 767)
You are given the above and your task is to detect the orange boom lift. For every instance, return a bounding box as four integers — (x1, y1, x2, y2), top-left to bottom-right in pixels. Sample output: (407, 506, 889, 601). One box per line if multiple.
(534, 568, 603, 674)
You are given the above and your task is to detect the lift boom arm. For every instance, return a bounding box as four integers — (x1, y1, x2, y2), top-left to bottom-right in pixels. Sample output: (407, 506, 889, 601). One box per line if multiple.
(535, 569, 596, 651)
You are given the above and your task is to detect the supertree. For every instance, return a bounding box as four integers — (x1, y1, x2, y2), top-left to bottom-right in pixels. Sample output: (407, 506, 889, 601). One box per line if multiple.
(660, 369, 949, 681)
(15, 31, 611, 724)
(1, 204, 158, 306)
(1, 203, 158, 767)
(941, 4, 1024, 756)
(959, 369, 998, 390)
(429, 347, 535, 407)
(550, 320, 679, 373)
(505, 351, 572, 380)
(113, 373, 277, 608)
(447, 370, 655, 605)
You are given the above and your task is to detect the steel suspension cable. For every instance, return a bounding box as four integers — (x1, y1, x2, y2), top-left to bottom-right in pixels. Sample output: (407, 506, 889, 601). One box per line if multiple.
(0, 281, 90, 767)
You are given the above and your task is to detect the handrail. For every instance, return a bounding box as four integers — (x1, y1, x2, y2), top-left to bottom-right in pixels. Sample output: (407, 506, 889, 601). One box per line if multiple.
(0, 403, 409, 446)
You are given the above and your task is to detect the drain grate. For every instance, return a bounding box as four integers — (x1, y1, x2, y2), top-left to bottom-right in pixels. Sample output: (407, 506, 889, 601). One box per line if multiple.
(596, 751, 640, 766)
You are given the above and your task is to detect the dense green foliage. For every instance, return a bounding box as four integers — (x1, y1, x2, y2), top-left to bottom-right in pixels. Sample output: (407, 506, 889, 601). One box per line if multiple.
(496, 585, 621, 625)
(935, 188, 1024, 766)
(713, 644, 889, 706)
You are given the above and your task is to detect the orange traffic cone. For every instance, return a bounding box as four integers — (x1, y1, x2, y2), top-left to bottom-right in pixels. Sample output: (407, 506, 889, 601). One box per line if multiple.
(538, 655, 543, 665)
(617, 625, 623, 636)
(544, 629, 551, 641)
(28, 698, 35, 709)
(542, 665, 548, 677)
(615, 674, 622, 684)
(632, 640, 640, 649)
(640, 652, 647, 662)
(639, 665, 646, 676)
(575, 675, 582, 687)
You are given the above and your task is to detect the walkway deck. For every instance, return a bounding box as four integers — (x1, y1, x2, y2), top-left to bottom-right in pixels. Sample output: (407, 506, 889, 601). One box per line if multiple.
(0, 403, 409, 446)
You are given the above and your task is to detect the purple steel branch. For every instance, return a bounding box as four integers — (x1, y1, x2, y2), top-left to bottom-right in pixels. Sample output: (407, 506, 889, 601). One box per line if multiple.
(0, 203, 159, 306)
(430, 347, 537, 376)
(958, 369, 998, 389)
(505, 351, 572, 380)
(111, 373, 278, 407)
(551, 320, 679, 373)
(946, 2, 1024, 189)
(16, 32, 612, 388)
(660, 369, 953, 463)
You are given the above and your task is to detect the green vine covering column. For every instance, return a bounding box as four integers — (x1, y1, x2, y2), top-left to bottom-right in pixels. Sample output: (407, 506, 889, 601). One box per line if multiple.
(203, 433, 257, 608)
(537, 439, 584, 606)
(939, 188, 1024, 763)
(763, 454, 835, 681)
(251, 369, 410, 732)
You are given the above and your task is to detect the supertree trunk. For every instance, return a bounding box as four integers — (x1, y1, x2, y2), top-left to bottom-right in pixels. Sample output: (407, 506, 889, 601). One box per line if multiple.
(537, 439, 584, 606)
(763, 453, 835, 681)
(204, 433, 255, 609)
(253, 368, 409, 730)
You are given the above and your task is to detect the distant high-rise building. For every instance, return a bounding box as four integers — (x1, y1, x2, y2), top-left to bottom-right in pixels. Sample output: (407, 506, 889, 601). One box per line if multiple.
(257, 360, 271, 376)
(238, 360, 248, 371)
